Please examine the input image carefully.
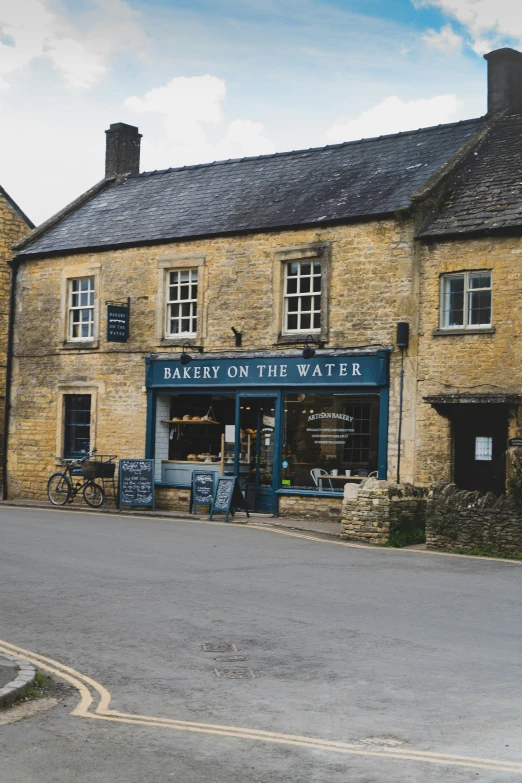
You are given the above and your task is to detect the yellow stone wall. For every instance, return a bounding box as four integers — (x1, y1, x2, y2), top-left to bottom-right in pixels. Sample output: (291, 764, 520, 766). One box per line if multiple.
(416, 235, 522, 485)
(0, 194, 31, 475)
(8, 219, 420, 500)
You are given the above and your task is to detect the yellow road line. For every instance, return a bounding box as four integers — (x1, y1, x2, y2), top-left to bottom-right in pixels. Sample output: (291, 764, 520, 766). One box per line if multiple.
(5, 504, 522, 565)
(1, 640, 521, 774)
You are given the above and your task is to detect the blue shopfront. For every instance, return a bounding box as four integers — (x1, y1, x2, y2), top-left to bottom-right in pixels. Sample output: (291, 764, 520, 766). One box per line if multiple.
(145, 350, 389, 514)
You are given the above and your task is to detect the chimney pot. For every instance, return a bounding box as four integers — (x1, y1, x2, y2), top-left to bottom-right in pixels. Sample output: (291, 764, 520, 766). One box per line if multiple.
(105, 122, 142, 179)
(484, 47, 522, 115)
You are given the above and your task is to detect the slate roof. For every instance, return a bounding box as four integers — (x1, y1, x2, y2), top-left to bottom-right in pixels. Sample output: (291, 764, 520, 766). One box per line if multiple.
(420, 114, 522, 239)
(16, 118, 484, 258)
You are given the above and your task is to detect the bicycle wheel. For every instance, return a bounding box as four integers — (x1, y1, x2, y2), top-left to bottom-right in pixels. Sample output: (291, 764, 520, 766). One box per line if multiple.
(47, 473, 72, 506)
(83, 481, 105, 508)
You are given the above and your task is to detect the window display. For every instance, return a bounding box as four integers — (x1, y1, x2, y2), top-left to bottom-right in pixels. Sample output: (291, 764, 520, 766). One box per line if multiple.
(282, 393, 379, 490)
(165, 393, 235, 462)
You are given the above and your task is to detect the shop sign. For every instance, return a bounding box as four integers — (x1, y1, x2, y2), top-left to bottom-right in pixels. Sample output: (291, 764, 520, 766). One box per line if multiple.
(148, 353, 387, 388)
(209, 476, 250, 522)
(509, 438, 522, 447)
(119, 459, 154, 509)
(107, 302, 130, 343)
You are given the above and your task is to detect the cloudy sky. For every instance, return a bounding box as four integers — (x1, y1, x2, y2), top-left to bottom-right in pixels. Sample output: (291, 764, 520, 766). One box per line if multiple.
(1, 0, 522, 225)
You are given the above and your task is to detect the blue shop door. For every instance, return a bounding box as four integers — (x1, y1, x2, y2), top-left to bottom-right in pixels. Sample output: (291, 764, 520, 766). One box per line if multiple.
(238, 396, 278, 514)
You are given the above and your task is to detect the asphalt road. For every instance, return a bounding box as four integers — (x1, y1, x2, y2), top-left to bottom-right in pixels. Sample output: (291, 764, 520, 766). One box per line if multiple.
(0, 506, 521, 783)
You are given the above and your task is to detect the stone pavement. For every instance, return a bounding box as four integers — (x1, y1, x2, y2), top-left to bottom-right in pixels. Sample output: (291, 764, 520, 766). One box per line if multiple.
(0, 499, 345, 539)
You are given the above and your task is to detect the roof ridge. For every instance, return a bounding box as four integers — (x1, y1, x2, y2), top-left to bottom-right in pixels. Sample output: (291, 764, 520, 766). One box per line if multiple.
(135, 116, 484, 180)
(0, 185, 34, 230)
(12, 177, 114, 252)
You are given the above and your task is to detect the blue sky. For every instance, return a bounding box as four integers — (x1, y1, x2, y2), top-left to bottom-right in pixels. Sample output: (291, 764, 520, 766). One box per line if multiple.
(1, 0, 521, 224)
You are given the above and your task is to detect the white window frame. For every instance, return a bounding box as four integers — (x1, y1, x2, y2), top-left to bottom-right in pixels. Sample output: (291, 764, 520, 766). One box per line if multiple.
(165, 268, 199, 338)
(68, 276, 95, 341)
(440, 270, 492, 330)
(475, 436, 493, 461)
(282, 259, 322, 334)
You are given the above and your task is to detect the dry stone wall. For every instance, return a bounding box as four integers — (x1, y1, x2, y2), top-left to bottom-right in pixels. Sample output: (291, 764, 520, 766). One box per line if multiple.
(426, 483, 522, 554)
(341, 478, 428, 543)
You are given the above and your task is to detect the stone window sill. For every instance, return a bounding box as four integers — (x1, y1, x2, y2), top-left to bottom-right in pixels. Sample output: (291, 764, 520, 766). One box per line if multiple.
(158, 338, 200, 348)
(432, 328, 495, 337)
(276, 488, 343, 498)
(60, 341, 99, 350)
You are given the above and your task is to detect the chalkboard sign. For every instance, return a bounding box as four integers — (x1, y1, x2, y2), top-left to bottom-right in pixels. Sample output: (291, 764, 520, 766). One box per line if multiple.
(209, 476, 249, 522)
(119, 459, 155, 509)
(107, 303, 129, 343)
(192, 471, 215, 515)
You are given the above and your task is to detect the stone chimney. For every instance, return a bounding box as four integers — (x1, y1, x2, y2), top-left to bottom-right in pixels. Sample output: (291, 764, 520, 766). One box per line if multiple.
(484, 48, 522, 115)
(105, 122, 142, 179)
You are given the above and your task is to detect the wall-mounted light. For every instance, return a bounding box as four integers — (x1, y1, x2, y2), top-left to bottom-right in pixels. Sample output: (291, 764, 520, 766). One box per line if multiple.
(302, 335, 316, 359)
(179, 342, 204, 365)
(231, 326, 242, 347)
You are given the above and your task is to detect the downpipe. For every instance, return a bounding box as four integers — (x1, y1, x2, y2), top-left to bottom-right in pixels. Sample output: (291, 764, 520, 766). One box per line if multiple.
(2, 259, 18, 500)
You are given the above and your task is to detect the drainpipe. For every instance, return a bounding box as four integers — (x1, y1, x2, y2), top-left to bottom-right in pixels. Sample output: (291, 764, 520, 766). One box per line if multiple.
(395, 322, 410, 485)
(2, 258, 18, 499)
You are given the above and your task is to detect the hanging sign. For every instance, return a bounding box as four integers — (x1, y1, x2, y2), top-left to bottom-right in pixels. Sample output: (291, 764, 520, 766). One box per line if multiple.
(119, 459, 155, 509)
(107, 301, 130, 343)
(209, 476, 249, 523)
(192, 471, 215, 514)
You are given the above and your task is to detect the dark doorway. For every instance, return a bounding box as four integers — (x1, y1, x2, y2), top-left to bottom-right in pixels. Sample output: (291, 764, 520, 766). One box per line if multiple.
(238, 396, 278, 514)
(453, 407, 507, 495)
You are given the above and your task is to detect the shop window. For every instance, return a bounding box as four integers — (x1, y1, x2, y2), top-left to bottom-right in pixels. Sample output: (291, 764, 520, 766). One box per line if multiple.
(283, 260, 322, 333)
(166, 394, 236, 463)
(282, 393, 379, 491)
(68, 277, 95, 340)
(440, 271, 492, 329)
(64, 395, 91, 458)
(166, 269, 198, 336)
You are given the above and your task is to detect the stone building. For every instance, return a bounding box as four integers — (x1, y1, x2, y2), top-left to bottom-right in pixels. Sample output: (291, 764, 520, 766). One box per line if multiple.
(5, 48, 522, 516)
(0, 186, 33, 492)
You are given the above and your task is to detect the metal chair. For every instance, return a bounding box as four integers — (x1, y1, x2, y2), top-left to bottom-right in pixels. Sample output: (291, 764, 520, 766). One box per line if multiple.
(310, 468, 333, 491)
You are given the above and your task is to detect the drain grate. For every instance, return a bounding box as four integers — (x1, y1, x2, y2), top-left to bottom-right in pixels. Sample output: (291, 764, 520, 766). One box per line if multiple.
(213, 654, 248, 662)
(213, 667, 256, 679)
(202, 642, 239, 653)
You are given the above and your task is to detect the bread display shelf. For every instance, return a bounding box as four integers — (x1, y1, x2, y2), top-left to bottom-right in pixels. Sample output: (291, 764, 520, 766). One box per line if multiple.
(161, 419, 220, 425)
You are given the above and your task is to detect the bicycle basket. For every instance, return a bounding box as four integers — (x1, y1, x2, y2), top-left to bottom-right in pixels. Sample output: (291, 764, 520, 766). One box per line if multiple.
(83, 460, 116, 479)
(81, 461, 102, 479)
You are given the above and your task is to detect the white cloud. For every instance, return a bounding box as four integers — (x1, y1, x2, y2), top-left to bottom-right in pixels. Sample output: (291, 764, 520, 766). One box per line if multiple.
(422, 24, 463, 54)
(324, 94, 463, 143)
(413, 0, 522, 50)
(125, 75, 275, 169)
(215, 119, 276, 159)
(0, 0, 143, 90)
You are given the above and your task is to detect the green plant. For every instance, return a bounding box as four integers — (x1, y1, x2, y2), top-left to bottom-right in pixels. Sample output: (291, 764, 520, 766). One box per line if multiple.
(384, 527, 426, 548)
(24, 671, 48, 700)
(507, 463, 522, 507)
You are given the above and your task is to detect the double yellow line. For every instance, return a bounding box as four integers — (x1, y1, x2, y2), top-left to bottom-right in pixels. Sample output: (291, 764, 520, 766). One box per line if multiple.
(1, 639, 521, 775)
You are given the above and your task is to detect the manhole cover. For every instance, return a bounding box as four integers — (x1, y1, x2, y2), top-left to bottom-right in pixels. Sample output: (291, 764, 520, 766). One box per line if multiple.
(213, 668, 256, 679)
(202, 642, 239, 653)
(214, 654, 248, 662)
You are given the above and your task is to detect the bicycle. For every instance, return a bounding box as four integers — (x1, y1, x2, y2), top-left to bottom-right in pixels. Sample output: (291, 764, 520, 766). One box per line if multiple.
(47, 451, 106, 508)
